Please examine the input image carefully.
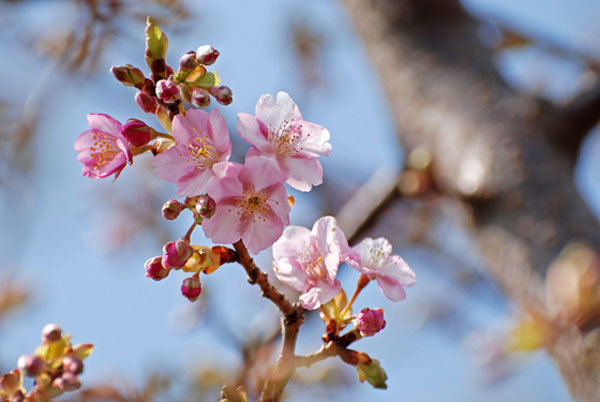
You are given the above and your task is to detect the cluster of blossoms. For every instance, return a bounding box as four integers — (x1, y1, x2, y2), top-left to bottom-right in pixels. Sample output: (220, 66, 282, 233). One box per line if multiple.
(75, 17, 416, 392)
(0, 324, 93, 402)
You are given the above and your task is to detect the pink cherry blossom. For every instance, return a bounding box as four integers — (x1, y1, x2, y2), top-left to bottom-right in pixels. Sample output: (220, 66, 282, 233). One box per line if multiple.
(153, 108, 232, 197)
(202, 158, 290, 254)
(347, 238, 416, 301)
(74, 113, 132, 179)
(272, 216, 352, 310)
(236, 91, 331, 192)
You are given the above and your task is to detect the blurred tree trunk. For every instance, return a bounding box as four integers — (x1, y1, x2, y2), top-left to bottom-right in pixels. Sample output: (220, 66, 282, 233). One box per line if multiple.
(341, 0, 600, 400)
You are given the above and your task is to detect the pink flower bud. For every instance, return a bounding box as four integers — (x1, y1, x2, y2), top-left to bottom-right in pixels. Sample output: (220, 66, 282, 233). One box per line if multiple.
(145, 256, 170, 280)
(191, 88, 211, 108)
(53, 372, 80, 392)
(208, 85, 233, 105)
(17, 354, 44, 377)
(162, 238, 193, 269)
(196, 194, 216, 219)
(61, 356, 83, 375)
(41, 324, 62, 343)
(181, 274, 202, 301)
(195, 45, 219, 65)
(110, 64, 145, 87)
(155, 79, 180, 104)
(355, 308, 386, 337)
(122, 119, 153, 148)
(135, 91, 157, 113)
(162, 199, 186, 220)
(179, 51, 198, 71)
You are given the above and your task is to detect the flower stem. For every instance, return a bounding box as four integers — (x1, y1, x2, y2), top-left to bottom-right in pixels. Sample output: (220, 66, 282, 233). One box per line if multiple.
(155, 132, 175, 141)
(184, 222, 197, 239)
(340, 274, 371, 318)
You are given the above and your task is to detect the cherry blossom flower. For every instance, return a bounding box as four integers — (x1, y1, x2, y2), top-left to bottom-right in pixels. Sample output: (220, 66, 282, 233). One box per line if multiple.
(202, 158, 290, 254)
(74, 113, 132, 179)
(236, 91, 331, 192)
(347, 238, 416, 301)
(272, 216, 352, 310)
(153, 108, 231, 197)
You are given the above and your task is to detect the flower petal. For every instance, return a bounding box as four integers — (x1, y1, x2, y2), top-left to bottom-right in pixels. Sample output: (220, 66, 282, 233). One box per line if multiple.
(176, 168, 215, 197)
(282, 157, 323, 192)
(255, 92, 302, 130)
(208, 108, 232, 155)
(201, 201, 243, 244)
(236, 113, 270, 151)
(172, 109, 210, 145)
(376, 275, 407, 302)
(86, 113, 122, 135)
(299, 279, 341, 310)
(380, 255, 417, 287)
(153, 146, 195, 183)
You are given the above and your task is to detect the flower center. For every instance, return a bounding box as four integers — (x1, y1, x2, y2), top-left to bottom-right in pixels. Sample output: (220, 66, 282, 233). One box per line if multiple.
(267, 119, 304, 156)
(89, 132, 118, 169)
(298, 239, 328, 282)
(365, 242, 391, 269)
(238, 190, 269, 219)
(183, 132, 217, 169)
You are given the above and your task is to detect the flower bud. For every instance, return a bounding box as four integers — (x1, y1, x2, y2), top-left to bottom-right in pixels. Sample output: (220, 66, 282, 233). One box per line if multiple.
(0, 370, 22, 396)
(110, 64, 145, 87)
(179, 51, 198, 71)
(135, 91, 158, 113)
(162, 199, 186, 220)
(62, 356, 83, 375)
(208, 85, 233, 105)
(162, 238, 194, 269)
(17, 354, 44, 377)
(356, 360, 388, 389)
(145, 256, 170, 280)
(355, 308, 386, 337)
(196, 194, 216, 219)
(41, 324, 62, 343)
(53, 372, 80, 392)
(191, 88, 211, 108)
(181, 274, 202, 301)
(9, 390, 25, 402)
(122, 119, 153, 148)
(195, 45, 219, 65)
(178, 83, 193, 103)
(155, 79, 180, 104)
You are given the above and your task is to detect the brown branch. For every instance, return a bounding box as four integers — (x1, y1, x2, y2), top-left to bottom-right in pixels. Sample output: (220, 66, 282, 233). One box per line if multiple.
(232, 240, 304, 402)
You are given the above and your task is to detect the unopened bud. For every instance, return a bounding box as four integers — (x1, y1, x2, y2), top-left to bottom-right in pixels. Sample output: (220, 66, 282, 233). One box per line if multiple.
(17, 354, 44, 377)
(110, 64, 145, 87)
(356, 360, 388, 389)
(190, 88, 211, 108)
(0, 370, 22, 396)
(196, 194, 216, 219)
(195, 45, 219, 65)
(145, 256, 170, 280)
(53, 372, 81, 392)
(179, 51, 198, 71)
(122, 119, 153, 148)
(208, 85, 233, 105)
(355, 308, 386, 337)
(179, 84, 193, 103)
(135, 91, 158, 113)
(62, 356, 83, 375)
(162, 238, 194, 269)
(181, 274, 202, 301)
(155, 79, 180, 104)
(162, 199, 186, 220)
(41, 324, 62, 343)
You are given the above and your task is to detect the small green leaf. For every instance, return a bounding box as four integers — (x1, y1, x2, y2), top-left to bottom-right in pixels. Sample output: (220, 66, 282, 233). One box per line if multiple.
(192, 72, 220, 88)
(357, 359, 388, 389)
(145, 16, 169, 68)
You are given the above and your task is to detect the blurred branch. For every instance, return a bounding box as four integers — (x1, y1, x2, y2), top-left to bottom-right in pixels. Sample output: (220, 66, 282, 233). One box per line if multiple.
(341, 0, 600, 400)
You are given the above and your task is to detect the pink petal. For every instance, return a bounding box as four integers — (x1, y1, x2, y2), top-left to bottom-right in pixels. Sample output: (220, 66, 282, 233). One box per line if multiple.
(376, 275, 407, 301)
(153, 146, 195, 183)
(255, 92, 302, 130)
(264, 183, 290, 226)
(273, 225, 312, 262)
(282, 157, 323, 192)
(239, 207, 284, 254)
(353, 238, 393, 271)
(381, 255, 417, 287)
(296, 121, 332, 158)
(274, 258, 308, 292)
(239, 157, 285, 191)
(86, 113, 122, 135)
(176, 168, 215, 197)
(201, 202, 243, 244)
(299, 279, 341, 310)
(208, 108, 232, 154)
(205, 162, 244, 201)
(236, 113, 270, 151)
(172, 109, 210, 145)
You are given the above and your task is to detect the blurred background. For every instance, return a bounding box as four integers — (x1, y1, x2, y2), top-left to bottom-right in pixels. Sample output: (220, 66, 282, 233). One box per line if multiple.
(2, 0, 600, 400)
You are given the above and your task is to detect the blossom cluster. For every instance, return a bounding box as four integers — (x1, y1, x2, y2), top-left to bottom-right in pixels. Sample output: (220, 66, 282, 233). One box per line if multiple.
(0, 324, 93, 402)
(74, 17, 416, 392)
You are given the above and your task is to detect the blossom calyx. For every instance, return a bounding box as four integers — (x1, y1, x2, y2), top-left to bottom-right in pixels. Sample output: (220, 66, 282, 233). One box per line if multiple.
(355, 308, 386, 337)
(181, 274, 202, 302)
(195, 45, 219, 65)
(162, 238, 194, 269)
(110, 64, 145, 88)
(145, 256, 171, 280)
